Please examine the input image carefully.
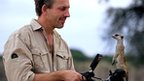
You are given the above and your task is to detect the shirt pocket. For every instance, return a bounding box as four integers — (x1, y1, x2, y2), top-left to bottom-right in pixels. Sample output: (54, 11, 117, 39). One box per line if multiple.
(31, 48, 48, 72)
(56, 50, 69, 70)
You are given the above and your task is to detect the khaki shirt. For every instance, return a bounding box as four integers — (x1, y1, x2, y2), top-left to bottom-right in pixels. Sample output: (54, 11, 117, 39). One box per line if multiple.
(3, 19, 75, 81)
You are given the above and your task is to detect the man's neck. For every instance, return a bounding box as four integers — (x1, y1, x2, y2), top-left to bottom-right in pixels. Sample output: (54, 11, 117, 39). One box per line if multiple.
(37, 17, 54, 35)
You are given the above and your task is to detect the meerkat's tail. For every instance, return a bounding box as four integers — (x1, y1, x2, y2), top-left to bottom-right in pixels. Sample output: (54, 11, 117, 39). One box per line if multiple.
(126, 73, 128, 81)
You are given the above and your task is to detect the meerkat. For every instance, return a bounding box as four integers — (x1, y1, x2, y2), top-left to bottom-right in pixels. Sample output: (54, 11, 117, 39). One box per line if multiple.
(112, 33, 128, 81)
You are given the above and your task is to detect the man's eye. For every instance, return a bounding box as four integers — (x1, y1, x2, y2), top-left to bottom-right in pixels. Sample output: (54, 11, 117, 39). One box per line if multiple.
(59, 7, 66, 11)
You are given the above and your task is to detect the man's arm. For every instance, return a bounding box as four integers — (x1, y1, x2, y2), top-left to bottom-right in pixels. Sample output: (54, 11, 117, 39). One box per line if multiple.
(3, 31, 83, 81)
(34, 70, 82, 81)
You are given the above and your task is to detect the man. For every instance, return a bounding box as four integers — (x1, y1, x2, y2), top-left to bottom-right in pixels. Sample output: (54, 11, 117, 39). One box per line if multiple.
(3, 0, 83, 81)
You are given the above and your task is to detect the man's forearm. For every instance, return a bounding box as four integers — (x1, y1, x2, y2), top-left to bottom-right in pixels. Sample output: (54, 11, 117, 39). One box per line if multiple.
(34, 71, 63, 81)
(33, 70, 82, 81)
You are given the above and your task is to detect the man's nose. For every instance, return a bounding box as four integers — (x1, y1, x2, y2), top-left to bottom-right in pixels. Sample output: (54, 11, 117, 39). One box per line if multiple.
(65, 10, 70, 17)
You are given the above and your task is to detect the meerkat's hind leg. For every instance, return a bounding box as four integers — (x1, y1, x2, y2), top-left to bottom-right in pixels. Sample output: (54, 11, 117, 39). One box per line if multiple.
(112, 53, 119, 65)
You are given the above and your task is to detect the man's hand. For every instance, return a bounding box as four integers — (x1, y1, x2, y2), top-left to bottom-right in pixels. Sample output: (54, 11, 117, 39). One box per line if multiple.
(60, 70, 83, 81)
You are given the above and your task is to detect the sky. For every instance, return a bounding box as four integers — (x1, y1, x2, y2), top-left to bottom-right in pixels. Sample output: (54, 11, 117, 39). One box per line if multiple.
(0, 0, 133, 57)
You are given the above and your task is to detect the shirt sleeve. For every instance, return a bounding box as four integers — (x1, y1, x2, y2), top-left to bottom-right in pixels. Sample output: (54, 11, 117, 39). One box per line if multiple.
(3, 33, 35, 81)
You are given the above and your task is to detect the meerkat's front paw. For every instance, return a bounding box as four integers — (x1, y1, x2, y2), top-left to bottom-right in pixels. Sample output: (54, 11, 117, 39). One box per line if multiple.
(112, 60, 115, 65)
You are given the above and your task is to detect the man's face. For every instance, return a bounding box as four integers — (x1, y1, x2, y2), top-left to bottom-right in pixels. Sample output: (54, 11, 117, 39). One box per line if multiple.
(45, 0, 70, 28)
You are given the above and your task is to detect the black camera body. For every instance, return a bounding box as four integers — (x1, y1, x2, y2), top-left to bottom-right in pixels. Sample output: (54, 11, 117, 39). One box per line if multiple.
(81, 70, 95, 81)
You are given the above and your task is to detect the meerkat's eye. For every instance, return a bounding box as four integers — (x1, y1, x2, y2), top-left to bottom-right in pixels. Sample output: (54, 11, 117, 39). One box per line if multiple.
(121, 36, 124, 39)
(115, 34, 119, 36)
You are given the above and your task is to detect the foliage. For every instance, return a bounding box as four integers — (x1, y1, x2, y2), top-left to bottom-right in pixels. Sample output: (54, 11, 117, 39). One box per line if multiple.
(0, 55, 2, 60)
(70, 49, 91, 61)
(0, 56, 7, 81)
(103, 55, 113, 63)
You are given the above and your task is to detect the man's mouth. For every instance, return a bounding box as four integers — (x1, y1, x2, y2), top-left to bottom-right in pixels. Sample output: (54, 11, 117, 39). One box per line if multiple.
(59, 17, 66, 24)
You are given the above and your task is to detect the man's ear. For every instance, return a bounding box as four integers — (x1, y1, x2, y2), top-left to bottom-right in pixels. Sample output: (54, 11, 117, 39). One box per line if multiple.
(41, 4, 48, 14)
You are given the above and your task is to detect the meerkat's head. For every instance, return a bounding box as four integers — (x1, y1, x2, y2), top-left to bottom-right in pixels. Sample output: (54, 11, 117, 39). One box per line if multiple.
(112, 33, 124, 40)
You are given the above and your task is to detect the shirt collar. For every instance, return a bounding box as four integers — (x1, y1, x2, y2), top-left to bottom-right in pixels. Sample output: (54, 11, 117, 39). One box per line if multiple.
(30, 19, 42, 31)
(30, 19, 61, 38)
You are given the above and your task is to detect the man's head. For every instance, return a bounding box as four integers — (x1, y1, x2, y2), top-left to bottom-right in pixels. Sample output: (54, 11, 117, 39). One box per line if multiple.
(34, 0, 70, 29)
(34, 0, 54, 16)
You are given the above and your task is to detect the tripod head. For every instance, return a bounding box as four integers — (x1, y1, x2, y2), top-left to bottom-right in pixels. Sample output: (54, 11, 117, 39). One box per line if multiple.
(104, 69, 126, 81)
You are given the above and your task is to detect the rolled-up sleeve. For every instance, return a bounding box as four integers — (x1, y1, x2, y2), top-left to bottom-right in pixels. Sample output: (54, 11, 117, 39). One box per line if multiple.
(3, 32, 35, 81)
